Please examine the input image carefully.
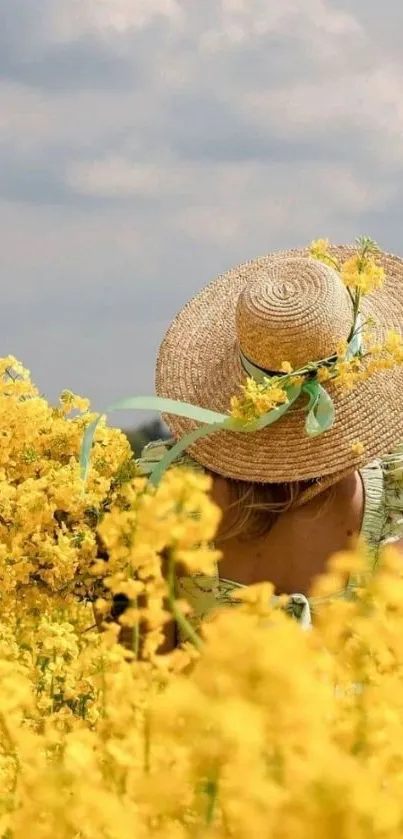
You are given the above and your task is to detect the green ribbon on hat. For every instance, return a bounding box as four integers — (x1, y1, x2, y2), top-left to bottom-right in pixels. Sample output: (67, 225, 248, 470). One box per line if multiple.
(79, 318, 362, 488)
(80, 381, 332, 487)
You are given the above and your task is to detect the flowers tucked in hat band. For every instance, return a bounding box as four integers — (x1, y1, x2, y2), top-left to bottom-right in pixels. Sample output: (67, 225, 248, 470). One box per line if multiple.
(239, 318, 363, 385)
(80, 236, 403, 489)
(232, 316, 362, 429)
(231, 316, 363, 440)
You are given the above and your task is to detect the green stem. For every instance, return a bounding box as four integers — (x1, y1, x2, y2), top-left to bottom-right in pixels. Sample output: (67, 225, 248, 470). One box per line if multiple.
(5, 367, 17, 382)
(166, 551, 203, 652)
(320, 255, 340, 271)
(347, 287, 355, 306)
(346, 290, 361, 344)
(353, 289, 361, 323)
(205, 773, 219, 826)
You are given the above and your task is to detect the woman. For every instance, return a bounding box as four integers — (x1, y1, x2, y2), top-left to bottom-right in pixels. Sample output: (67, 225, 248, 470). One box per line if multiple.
(111, 238, 403, 647)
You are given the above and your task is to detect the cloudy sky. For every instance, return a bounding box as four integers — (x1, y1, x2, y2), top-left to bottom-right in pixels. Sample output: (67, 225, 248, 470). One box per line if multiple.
(1, 0, 403, 426)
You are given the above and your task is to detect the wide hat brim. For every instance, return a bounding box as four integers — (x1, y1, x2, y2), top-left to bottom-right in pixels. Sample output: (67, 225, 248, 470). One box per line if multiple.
(155, 245, 403, 483)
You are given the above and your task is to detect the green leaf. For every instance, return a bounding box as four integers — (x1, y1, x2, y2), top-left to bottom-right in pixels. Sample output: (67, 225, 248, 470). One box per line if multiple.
(303, 381, 335, 437)
(80, 396, 228, 483)
(345, 314, 363, 361)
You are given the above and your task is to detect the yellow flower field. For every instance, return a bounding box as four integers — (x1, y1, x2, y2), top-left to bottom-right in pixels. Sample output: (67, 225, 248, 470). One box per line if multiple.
(1, 357, 403, 838)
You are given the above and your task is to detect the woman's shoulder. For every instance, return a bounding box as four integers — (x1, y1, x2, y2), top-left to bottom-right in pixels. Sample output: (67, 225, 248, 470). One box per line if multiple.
(136, 437, 205, 476)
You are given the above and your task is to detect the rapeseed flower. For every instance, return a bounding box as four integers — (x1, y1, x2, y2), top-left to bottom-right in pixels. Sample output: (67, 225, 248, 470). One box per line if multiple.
(0, 357, 403, 837)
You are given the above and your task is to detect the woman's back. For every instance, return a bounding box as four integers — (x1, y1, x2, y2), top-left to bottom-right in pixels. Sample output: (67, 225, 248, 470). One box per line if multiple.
(137, 440, 403, 639)
(210, 471, 364, 595)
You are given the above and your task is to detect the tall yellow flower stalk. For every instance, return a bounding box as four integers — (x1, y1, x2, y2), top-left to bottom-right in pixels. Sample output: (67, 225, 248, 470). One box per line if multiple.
(0, 357, 135, 615)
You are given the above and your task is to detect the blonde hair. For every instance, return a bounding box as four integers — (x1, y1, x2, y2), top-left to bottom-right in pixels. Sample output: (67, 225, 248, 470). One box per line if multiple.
(212, 474, 327, 542)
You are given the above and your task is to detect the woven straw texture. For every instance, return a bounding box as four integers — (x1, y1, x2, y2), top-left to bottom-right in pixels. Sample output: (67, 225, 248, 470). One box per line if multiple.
(155, 245, 403, 483)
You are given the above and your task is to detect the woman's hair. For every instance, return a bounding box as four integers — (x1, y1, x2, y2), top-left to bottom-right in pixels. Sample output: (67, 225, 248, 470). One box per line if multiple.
(211, 473, 326, 542)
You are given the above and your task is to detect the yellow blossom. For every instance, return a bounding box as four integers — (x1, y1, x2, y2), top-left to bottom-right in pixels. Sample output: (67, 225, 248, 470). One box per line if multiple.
(333, 358, 363, 390)
(308, 238, 339, 268)
(316, 367, 332, 382)
(59, 389, 91, 414)
(309, 237, 330, 257)
(230, 378, 288, 423)
(0, 358, 136, 606)
(336, 337, 348, 358)
(341, 254, 385, 294)
(385, 329, 403, 360)
(351, 441, 366, 456)
(174, 547, 222, 576)
(280, 361, 293, 374)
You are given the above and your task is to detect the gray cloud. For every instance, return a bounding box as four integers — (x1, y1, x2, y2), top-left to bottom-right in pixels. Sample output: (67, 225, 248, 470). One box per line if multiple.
(1, 38, 140, 93)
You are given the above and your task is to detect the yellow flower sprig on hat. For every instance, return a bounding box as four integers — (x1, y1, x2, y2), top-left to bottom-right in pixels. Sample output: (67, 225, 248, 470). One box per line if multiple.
(230, 377, 290, 424)
(230, 237, 403, 427)
(230, 361, 310, 424)
(309, 235, 385, 330)
(309, 235, 385, 296)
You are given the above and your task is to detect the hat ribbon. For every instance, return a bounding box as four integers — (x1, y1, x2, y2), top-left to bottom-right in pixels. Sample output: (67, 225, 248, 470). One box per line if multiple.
(80, 321, 362, 488)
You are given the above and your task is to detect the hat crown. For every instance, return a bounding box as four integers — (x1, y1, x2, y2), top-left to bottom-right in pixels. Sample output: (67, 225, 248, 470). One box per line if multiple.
(236, 256, 353, 371)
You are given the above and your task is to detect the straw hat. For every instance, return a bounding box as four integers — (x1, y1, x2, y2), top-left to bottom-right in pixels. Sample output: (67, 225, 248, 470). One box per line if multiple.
(155, 244, 403, 484)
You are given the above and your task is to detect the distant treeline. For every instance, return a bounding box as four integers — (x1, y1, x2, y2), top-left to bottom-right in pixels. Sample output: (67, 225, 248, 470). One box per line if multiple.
(124, 419, 168, 456)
